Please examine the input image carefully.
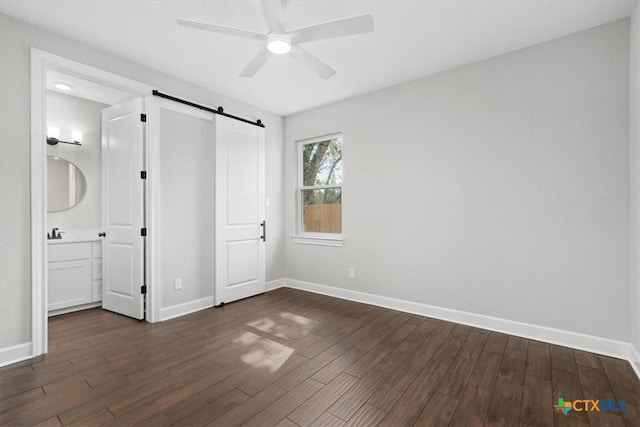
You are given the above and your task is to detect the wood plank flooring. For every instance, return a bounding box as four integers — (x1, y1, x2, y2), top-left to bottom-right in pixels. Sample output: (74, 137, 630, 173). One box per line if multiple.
(1, 288, 638, 426)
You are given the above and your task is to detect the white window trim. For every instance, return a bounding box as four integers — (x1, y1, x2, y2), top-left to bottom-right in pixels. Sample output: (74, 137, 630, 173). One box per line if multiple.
(293, 132, 344, 246)
(292, 233, 344, 247)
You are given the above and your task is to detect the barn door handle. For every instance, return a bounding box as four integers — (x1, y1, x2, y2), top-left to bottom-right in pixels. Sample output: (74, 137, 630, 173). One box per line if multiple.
(260, 221, 266, 242)
(98, 232, 106, 237)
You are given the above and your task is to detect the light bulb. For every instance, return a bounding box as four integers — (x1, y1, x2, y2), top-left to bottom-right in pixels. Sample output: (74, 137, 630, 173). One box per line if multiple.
(267, 34, 292, 55)
(53, 82, 72, 91)
(47, 127, 60, 139)
(71, 131, 82, 143)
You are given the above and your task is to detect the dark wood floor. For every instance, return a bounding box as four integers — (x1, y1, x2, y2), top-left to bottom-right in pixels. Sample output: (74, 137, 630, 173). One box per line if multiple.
(1, 288, 638, 426)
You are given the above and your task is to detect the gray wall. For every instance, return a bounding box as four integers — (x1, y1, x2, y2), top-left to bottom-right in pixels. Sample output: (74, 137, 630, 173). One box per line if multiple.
(630, 3, 640, 362)
(159, 107, 214, 309)
(46, 91, 106, 230)
(284, 20, 631, 341)
(0, 12, 284, 349)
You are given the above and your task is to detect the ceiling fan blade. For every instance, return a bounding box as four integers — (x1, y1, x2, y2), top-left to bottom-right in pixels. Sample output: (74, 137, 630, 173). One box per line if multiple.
(289, 46, 336, 80)
(239, 48, 271, 77)
(176, 18, 266, 41)
(289, 14, 374, 44)
(260, 0, 286, 33)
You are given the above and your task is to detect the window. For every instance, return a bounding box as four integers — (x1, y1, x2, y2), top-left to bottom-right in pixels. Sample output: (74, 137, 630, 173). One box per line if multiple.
(294, 134, 343, 246)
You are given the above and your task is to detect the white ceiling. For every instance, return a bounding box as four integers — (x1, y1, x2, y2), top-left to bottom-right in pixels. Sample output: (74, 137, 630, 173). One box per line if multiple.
(1, 1, 636, 116)
(47, 69, 133, 105)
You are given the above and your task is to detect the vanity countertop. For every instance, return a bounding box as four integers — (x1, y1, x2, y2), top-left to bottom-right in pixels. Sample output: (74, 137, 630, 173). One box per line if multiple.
(47, 229, 102, 245)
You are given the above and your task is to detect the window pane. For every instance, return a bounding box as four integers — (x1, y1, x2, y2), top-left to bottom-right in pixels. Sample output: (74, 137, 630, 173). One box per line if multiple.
(302, 188, 342, 233)
(302, 138, 342, 187)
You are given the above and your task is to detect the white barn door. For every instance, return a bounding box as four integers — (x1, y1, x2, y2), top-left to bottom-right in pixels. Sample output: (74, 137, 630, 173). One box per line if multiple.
(215, 115, 266, 305)
(101, 97, 145, 319)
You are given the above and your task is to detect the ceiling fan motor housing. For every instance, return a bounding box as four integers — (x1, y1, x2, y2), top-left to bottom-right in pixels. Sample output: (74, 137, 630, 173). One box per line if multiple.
(266, 33, 292, 54)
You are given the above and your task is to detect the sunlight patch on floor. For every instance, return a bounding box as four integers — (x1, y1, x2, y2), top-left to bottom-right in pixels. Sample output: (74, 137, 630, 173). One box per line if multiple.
(245, 312, 317, 340)
(233, 331, 294, 373)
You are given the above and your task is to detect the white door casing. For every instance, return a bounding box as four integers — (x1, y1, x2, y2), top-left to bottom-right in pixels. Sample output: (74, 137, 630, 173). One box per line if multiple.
(101, 97, 145, 319)
(215, 115, 266, 305)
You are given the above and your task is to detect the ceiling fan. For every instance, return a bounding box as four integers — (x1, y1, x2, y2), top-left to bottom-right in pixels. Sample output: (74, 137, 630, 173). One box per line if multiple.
(176, 0, 374, 79)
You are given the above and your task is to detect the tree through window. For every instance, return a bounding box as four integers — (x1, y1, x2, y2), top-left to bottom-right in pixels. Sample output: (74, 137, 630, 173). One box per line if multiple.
(299, 135, 342, 234)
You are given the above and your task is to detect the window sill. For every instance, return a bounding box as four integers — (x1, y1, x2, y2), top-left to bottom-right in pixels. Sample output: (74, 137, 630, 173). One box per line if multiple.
(292, 234, 344, 247)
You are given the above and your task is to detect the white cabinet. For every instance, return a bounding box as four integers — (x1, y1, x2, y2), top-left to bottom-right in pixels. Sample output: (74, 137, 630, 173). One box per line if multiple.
(91, 241, 102, 302)
(48, 240, 102, 314)
(48, 259, 92, 311)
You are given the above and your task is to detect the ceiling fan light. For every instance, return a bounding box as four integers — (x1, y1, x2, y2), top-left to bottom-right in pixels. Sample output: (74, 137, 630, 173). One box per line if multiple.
(267, 34, 291, 54)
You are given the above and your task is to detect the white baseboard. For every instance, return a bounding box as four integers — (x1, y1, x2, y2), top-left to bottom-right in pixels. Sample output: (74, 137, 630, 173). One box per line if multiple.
(630, 344, 640, 379)
(159, 296, 213, 321)
(279, 278, 633, 364)
(266, 278, 286, 292)
(0, 342, 32, 367)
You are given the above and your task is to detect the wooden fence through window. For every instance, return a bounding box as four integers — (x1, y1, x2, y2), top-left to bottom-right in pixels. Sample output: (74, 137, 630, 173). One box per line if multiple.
(304, 203, 342, 233)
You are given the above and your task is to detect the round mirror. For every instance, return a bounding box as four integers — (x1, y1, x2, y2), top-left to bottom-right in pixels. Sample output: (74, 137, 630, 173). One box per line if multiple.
(47, 156, 87, 212)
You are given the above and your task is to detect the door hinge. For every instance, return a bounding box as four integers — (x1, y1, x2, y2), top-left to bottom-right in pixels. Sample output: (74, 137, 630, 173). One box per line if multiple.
(140, 285, 147, 294)
(140, 170, 147, 179)
(140, 113, 147, 122)
(140, 228, 147, 237)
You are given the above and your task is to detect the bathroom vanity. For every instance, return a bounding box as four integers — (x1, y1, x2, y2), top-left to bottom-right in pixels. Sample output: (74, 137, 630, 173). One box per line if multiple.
(48, 237, 102, 316)
(46, 150, 104, 315)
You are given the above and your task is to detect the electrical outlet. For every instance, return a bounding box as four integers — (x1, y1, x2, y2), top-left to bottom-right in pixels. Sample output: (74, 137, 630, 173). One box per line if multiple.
(348, 268, 355, 279)
(174, 278, 183, 290)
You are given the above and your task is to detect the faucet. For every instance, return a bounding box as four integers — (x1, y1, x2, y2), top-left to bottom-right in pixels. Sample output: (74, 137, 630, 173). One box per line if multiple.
(48, 228, 63, 240)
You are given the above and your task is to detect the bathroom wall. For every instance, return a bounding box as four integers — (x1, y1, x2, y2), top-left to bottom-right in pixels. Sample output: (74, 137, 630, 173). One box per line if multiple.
(46, 90, 106, 230)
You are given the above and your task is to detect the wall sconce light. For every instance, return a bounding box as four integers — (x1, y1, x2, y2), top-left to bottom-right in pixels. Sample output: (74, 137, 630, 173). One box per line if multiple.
(47, 127, 59, 139)
(71, 131, 83, 144)
(47, 127, 82, 146)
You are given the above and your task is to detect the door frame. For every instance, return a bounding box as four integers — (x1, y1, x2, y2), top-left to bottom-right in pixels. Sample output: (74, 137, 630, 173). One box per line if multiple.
(30, 48, 154, 357)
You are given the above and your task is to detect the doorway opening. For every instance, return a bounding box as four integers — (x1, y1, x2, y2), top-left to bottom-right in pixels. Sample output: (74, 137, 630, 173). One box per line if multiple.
(31, 49, 153, 357)
(46, 69, 133, 316)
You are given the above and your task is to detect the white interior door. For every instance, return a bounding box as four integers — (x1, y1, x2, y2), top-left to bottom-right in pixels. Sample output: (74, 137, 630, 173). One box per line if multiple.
(101, 97, 145, 319)
(215, 115, 266, 305)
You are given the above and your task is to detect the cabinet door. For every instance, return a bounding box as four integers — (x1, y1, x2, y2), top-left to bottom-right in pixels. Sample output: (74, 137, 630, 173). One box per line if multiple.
(93, 280, 102, 302)
(48, 259, 93, 311)
(92, 258, 102, 280)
